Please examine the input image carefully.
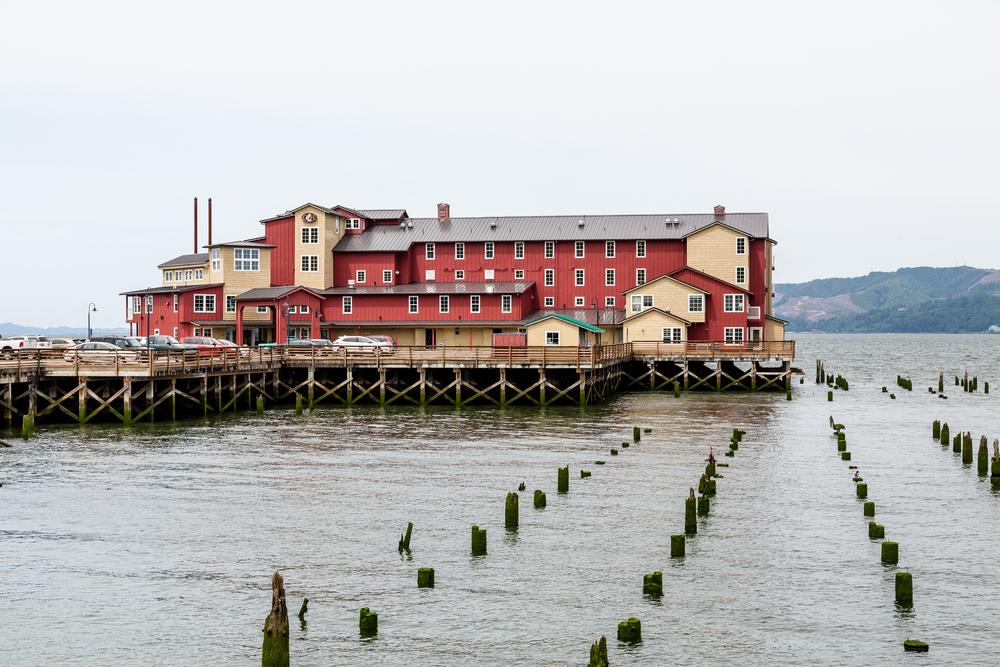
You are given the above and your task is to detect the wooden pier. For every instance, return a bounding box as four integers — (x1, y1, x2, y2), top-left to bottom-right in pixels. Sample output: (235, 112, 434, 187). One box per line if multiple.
(0, 340, 794, 429)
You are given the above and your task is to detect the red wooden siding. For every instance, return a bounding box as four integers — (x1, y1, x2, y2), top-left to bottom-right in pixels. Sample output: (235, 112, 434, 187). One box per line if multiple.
(264, 216, 295, 286)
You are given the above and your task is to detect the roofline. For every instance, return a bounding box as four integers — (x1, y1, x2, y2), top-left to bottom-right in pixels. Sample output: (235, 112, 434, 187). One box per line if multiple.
(667, 267, 752, 294)
(234, 285, 325, 301)
(202, 241, 277, 249)
(764, 314, 789, 324)
(621, 273, 709, 296)
(523, 313, 604, 333)
(156, 257, 209, 269)
(680, 220, 756, 240)
(621, 307, 692, 325)
(119, 282, 225, 296)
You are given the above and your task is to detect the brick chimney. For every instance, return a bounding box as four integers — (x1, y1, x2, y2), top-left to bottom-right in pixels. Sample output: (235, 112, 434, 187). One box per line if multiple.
(714, 205, 725, 217)
(437, 203, 450, 220)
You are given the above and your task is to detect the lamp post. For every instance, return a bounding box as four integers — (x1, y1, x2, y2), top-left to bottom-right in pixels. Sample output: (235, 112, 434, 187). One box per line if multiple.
(282, 298, 290, 344)
(145, 289, 151, 349)
(590, 300, 597, 346)
(87, 303, 97, 340)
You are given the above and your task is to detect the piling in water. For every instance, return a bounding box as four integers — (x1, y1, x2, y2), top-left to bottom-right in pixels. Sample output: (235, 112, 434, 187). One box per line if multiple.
(685, 488, 697, 534)
(828, 391, 833, 401)
(725, 450, 735, 457)
(838, 441, 847, 452)
(697, 496, 710, 515)
(932, 420, 940, 439)
(980, 438, 990, 475)
(671, 534, 685, 557)
(257, 396, 265, 414)
(869, 522, 885, 539)
(558, 467, 569, 493)
(634, 426, 640, 443)
(359, 607, 378, 635)
(904, 640, 929, 652)
(674, 382, 680, 397)
(940, 423, 949, 445)
(857, 483, 867, 498)
(939, 371, 944, 393)
(617, 617, 641, 642)
(534, 490, 546, 508)
(518, 482, 525, 491)
(505, 492, 519, 528)
(398, 522, 413, 551)
(881, 541, 899, 564)
(786, 390, 792, 401)
(895, 572, 912, 603)
(642, 572, 663, 595)
(985, 382, 989, 394)
(471, 526, 487, 554)
(21, 414, 33, 439)
(581, 470, 591, 478)
(953, 433, 961, 453)
(708, 479, 717, 494)
(417, 567, 435, 588)
(298, 598, 308, 620)
(841, 452, 851, 461)
(611, 449, 618, 455)
(622, 442, 630, 448)
(864, 501, 875, 516)
(295, 396, 302, 416)
(589, 636, 609, 667)
(698, 474, 711, 495)
(963, 433, 974, 464)
(262, 572, 289, 667)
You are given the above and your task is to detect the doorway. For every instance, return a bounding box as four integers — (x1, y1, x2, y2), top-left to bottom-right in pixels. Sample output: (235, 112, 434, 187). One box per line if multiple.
(750, 327, 763, 342)
(425, 329, 434, 346)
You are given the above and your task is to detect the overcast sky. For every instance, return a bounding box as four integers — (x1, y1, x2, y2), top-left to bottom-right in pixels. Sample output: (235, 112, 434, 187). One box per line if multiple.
(1, 1, 998, 328)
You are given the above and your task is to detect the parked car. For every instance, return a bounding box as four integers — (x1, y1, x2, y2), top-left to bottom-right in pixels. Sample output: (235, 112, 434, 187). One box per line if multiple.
(48, 337, 79, 350)
(142, 335, 198, 352)
(213, 338, 248, 357)
(330, 335, 392, 353)
(92, 335, 147, 350)
(365, 335, 397, 350)
(180, 336, 236, 356)
(1, 335, 52, 350)
(63, 341, 141, 363)
(280, 339, 339, 354)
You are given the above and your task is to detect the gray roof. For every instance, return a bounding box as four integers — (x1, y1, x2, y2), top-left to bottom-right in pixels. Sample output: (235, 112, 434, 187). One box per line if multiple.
(521, 308, 627, 326)
(157, 253, 209, 268)
(332, 213, 768, 253)
(120, 283, 225, 296)
(205, 240, 276, 249)
(236, 286, 322, 301)
(358, 209, 407, 220)
(323, 280, 533, 296)
(320, 319, 516, 327)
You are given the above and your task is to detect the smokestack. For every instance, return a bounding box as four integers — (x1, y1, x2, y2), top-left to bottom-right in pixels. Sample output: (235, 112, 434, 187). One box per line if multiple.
(194, 197, 198, 253)
(713, 205, 725, 217)
(208, 198, 212, 246)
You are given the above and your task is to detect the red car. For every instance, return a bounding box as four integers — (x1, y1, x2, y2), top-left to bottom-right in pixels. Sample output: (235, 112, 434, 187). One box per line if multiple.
(180, 337, 237, 358)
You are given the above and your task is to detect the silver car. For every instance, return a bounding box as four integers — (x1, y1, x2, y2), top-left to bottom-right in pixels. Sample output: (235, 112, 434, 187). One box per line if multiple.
(64, 341, 141, 363)
(330, 335, 392, 353)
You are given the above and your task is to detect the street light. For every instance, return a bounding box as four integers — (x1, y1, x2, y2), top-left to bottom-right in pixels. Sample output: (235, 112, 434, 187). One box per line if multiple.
(87, 303, 97, 340)
(590, 300, 597, 346)
(282, 298, 290, 344)
(145, 288, 152, 349)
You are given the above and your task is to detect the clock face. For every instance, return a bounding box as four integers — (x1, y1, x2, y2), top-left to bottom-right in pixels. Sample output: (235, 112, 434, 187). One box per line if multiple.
(303, 212, 318, 223)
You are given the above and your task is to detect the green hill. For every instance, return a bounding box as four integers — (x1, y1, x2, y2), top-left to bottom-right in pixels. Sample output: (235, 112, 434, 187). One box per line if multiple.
(791, 293, 1000, 333)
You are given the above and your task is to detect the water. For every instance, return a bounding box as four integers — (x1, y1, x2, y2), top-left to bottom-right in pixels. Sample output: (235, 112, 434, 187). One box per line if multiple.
(2, 334, 999, 666)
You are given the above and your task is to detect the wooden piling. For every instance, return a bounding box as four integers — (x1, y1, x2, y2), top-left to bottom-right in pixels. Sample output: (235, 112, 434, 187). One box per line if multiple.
(864, 501, 875, 516)
(617, 617, 641, 642)
(841, 451, 851, 461)
(261, 572, 289, 667)
(580, 470, 591, 478)
(398, 522, 413, 551)
(298, 598, 308, 619)
(256, 395, 264, 414)
(295, 395, 302, 416)
(671, 534, 685, 557)
(963, 433, 974, 464)
(904, 640, 929, 652)
(505, 492, 519, 528)
(895, 572, 912, 603)
(359, 607, 378, 635)
(685, 488, 697, 534)
(940, 423, 949, 445)
(633, 426, 640, 443)
(534, 490, 546, 508)
(932, 420, 940, 439)
(979, 438, 989, 475)
(828, 391, 833, 401)
(939, 371, 944, 393)
(589, 636, 608, 667)
(642, 572, 663, 595)
(558, 466, 569, 493)
(471, 525, 487, 554)
(417, 567, 435, 588)
(881, 541, 899, 564)
(869, 522, 885, 539)
(856, 483, 867, 498)
(697, 496, 710, 515)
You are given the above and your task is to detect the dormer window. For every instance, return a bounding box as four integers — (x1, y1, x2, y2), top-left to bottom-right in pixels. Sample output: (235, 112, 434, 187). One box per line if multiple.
(211, 248, 221, 271)
(347, 218, 362, 230)
(164, 270, 173, 282)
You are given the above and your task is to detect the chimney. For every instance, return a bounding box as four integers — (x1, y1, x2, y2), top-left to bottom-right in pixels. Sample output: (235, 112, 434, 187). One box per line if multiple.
(714, 205, 725, 217)
(194, 197, 198, 252)
(437, 203, 450, 220)
(208, 198, 212, 246)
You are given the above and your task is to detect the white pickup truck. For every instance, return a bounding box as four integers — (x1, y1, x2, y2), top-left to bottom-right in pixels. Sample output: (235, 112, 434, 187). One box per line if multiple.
(0, 334, 52, 351)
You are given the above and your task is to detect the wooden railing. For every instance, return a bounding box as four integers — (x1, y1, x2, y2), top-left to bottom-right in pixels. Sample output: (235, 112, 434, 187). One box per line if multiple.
(0, 339, 793, 377)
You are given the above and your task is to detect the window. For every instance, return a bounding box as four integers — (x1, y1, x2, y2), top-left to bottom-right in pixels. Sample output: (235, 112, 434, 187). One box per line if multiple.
(662, 327, 682, 343)
(455, 243, 464, 259)
(287, 305, 297, 313)
(439, 295, 449, 313)
(455, 270, 465, 280)
(184, 270, 193, 281)
(425, 270, 436, 280)
(301, 227, 319, 244)
(299, 328, 310, 340)
(605, 241, 615, 258)
(193, 294, 215, 313)
(485, 242, 494, 259)
(164, 270, 173, 282)
(736, 237, 746, 255)
(514, 242, 524, 259)
(234, 248, 259, 271)
(575, 297, 585, 307)
(173, 327, 178, 339)
(689, 295, 704, 313)
(630, 295, 653, 313)
(545, 331, 560, 346)
(545, 241, 554, 258)
(514, 270, 524, 280)
(544, 269, 554, 286)
(257, 306, 269, 314)
(725, 327, 744, 344)
(194, 268, 202, 280)
(425, 243, 435, 260)
(300, 305, 309, 314)
(575, 241, 585, 258)
(383, 270, 393, 283)
(544, 297, 555, 307)
(342, 296, 352, 314)
(146, 296, 153, 313)
(409, 296, 419, 314)
(347, 218, 361, 230)
(606, 296, 615, 307)
(301, 256, 319, 272)
(605, 268, 615, 286)
(748, 306, 761, 319)
(502, 295, 512, 313)
(193, 328, 201, 337)
(636, 269, 646, 286)
(724, 294, 745, 312)
(736, 266, 746, 284)
(470, 295, 480, 313)
(636, 240, 646, 258)
(226, 295, 236, 313)
(173, 294, 178, 313)
(484, 269, 495, 280)
(356, 270, 366, 283)
(575, 269, 585, 286)
(211, 248, 221, 271)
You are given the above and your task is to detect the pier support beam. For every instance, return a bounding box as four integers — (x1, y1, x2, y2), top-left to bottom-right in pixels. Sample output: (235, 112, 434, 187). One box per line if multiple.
(499, 369, 507, 407)
(78, 379, 87, 423)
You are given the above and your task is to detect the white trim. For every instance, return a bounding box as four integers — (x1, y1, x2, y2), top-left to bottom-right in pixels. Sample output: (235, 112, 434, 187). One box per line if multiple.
(301, 227, 319, 244)
(193, 294, 215, 313)
(545, 331, 560, 346)
(736, 237, 747, 255)
(544, 241, 554, 258)
(485, 242, 494, 259)
(356, 270, 366, 283)
(605, 268, 615, 286)
(514, 242, 524, 259)
(636, 240, 646, 258)
(425, 243, 435, 260)
(439, 295, 449, 313)
(342, 296, 352, 314)
(605, 240, 615, 258)
(544, 269, 554, 286)
(514, 269, 525, 280)
(724, 294, 745, 313)
(301, 255, 319, 272)
(662, 327, 682, 343)
(636, 268, 646, 286)
(688, 294, 704, 313)
(544, 296, 555, 307)
(408, 296, 419, 313)
(575, 296, 585, 307)
(575, 268, 585, 286)
(735, 266, 746, 284)
(455, 269, 465, 280)
(605, 296, 615, 307)
(454, 242, 465, 260)
(383, 270, 393, 284)
(630, 294, 653, 313)
(470, 295, 480, 313)
(724, 327, 744, 344)
(501, 295, 512, 313)
(574, 241, 585, 258)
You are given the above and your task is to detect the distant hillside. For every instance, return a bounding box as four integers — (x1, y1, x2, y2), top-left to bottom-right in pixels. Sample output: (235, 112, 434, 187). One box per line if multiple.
(791, 293, 1000, 333)
(775, 266, 1000, 323)
(0, 322, 129, 337)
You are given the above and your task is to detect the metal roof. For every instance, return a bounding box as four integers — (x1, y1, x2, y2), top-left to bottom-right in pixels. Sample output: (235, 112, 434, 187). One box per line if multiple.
(521, 308, 626, 326)
(236, 286, 323, 301)
(357, 209, 408, 220)
(119, 283, 225, 296)
(205, 240, 276, 249)
(322, 280, 533, 296)
(332, 213, 768, 253)
(523, 313, 604, 333)
(157, 253, 209, 268)
(320, 319, 516, 328)
(621, 307, 692, 325)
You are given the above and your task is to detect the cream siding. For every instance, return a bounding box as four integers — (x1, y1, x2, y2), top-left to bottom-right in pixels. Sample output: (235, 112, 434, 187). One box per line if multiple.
(685, 224, 747, 286)
(765, 316, 785, 341)
(295, 206, 346, 290)
(212, 247, 273, 322)
(162, 262, 210, 288)
(526, 318, 583, 346)
(622, 309, 689, 343)
(622, 276, 707, 322)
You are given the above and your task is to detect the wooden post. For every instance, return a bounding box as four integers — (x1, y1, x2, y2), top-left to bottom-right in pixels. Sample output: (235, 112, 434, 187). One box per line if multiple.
(261, 572, 289, 667)
(471, 525, 487, 554)
(147, 379, 155, 422)
(685, 487, 697, 534)
(201, 376, 208, 416)
(171, 379, 177, 421)
(3, 382, 11, 427)
(455, 369, 462, 404)
(216, 375, 222, 413)
(419, 368, 426, 404)
(505, 492, 519, 528)
(558, 466, 569, 493)
(346, 369, 354, 404)
(539, 370, 546, 405)
(398, 522, 413, 551)
(939, 371, 944, 393)
(78, 379, 87, 423)
(589, 636, 608, 667)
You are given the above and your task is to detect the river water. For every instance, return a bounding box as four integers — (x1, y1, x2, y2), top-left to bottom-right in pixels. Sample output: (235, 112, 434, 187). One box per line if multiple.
(2, 334, 999, 666)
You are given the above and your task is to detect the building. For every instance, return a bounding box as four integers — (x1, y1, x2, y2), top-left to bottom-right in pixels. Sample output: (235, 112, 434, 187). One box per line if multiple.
(122, 202, 785, 346)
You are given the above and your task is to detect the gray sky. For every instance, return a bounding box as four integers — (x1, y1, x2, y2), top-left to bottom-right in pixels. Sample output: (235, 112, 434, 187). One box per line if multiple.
(1, 1, 998, 329)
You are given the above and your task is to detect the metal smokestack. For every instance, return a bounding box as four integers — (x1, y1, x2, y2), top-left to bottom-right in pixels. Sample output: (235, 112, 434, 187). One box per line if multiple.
(208, 198, 212, 246)
(194, 197, 198, 253)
